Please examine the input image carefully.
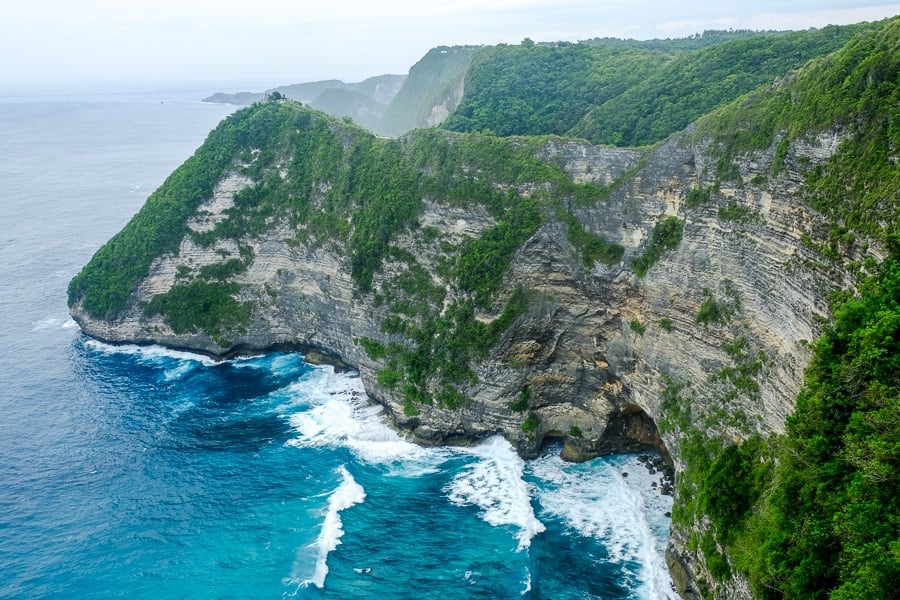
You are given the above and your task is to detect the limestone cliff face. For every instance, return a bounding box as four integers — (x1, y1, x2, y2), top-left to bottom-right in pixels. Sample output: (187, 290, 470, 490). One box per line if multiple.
(72, 124, 860, 450)
(70, 115, 872, 600)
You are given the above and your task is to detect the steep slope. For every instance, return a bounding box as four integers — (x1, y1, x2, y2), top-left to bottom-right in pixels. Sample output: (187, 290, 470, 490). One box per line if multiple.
(441, 41, 669, 138)
(202, 46, 477, 137)
(442, 23, 872, 146)
(69, 16, 900, 600)
(309, 88, 385, 131)
(663, 17, 900, 599)
(377, 45, 482, 136)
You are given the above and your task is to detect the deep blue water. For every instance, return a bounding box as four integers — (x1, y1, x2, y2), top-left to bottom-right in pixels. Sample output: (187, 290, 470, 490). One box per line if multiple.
(0, 88, 676, 599)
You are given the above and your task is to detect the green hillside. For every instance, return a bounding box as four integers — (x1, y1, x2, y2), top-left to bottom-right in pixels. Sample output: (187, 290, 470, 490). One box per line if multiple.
(309, 88, 384, 131)
(379, 45, 483, 136)
(697, 18, 900, 244)
(442, 41, 667, 138)
(671, 18, 900, 599)
(69, 98, 627, 406)
(443, 23, 872, 146)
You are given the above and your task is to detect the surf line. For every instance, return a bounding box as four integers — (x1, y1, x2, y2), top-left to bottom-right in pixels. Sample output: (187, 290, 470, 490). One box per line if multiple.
(306, 465, 366, 589)
(446, 435, 546, 550)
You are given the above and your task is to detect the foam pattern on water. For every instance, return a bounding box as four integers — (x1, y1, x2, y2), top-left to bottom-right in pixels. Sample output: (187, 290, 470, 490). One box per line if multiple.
(446, 436, 546, 550)
(529, 451, 677, 599)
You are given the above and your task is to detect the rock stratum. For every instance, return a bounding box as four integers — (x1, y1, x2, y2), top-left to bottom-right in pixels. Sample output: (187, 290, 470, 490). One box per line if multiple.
(69, 18, 900, 600)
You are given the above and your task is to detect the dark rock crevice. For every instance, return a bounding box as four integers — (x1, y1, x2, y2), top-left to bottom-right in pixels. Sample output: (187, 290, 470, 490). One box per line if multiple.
(559, 404, 674, 472)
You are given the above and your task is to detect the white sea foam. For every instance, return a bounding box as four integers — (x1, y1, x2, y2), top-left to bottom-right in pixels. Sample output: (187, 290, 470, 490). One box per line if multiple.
(445, 435, 545, 550)
(286, 368, 446, 474)
(528, 453, 677, 600)
(83, 339, 218, 366)
(31, 316, 78, 331)
(31, 316, 61, 331)
(521, 567, 532, 596)
(306, 465, 366, 588)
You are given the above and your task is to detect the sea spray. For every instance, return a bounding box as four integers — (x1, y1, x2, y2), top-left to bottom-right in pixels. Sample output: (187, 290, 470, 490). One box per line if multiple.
(81, 343, 672, 597)
(83, 339, 218, 367)
(445, 436, 546, 550)
(307, 465, 366, 588)
(286, 368, 447, 474)
(528, 452, 677, 599)
(31, 315, 78, 331)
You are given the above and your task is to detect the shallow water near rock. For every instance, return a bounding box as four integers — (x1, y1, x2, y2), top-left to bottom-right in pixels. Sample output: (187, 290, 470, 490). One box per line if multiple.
(0, 87, 676, 599)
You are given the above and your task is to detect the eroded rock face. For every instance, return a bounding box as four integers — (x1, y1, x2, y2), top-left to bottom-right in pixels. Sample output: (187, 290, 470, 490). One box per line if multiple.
(71, 127, 870, 600)
(71, 129, 861, 455)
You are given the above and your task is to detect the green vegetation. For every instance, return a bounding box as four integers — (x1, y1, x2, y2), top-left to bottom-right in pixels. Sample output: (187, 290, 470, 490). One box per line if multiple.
(67, 102, 287, 319)
(372, 286, 532, 410)
(742, 251, 900, 598)
(443, 42, 664, 139)
(657, 20, 900, 596)
(521, 412, 540, 433)
(455, 198, 542, 308)
(197, 248, 253, 281)
(697, 17, 900, 245)
(717, 203, 758, 222)
(695, 281, 741, 326)
(631, 216, 684, 277)
(713, 336, 767, 403)
(562, 212, 625, 269)
(71, 101, 598, 318)
(508, 386, 531, 412)
(70, 98, 621, 399)
(71, 19, 900, 596)
(685, 186, 712, 208)
(443, 25, 869, 147)
(144, 281, 251, 345)
(670, 251, 900, 599)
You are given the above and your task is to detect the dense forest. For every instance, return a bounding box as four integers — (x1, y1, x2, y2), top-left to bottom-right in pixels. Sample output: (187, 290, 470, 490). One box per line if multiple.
(442, 24, 868, 146)
(70, 16, 900, 599)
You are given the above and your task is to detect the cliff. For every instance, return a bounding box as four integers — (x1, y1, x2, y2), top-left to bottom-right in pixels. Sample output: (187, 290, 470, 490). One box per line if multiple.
(202, 45, 479, 137)
(70, 17, 900, 600)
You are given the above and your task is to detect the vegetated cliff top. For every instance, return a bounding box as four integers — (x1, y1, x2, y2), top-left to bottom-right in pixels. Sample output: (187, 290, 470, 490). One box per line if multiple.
(695, 15, 900, 245)
(66, 96, 616, 322)
(442, 21, 876, 145)
(70, 16, 900, 324)
(202, 21, 880, 143)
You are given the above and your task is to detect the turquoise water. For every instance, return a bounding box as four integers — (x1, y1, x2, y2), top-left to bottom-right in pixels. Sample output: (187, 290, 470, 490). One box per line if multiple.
(0, 89, 676, 599)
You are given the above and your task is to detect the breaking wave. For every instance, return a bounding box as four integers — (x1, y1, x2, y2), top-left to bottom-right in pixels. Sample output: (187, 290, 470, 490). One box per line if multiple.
(446, 436, 546, 550)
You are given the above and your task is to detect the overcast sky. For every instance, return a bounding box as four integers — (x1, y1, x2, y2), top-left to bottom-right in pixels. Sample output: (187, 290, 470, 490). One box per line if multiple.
(2, 1, 899, 91)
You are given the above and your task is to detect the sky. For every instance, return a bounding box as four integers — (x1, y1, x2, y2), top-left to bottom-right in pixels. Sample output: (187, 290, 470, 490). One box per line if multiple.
(2, 0, 899, 91)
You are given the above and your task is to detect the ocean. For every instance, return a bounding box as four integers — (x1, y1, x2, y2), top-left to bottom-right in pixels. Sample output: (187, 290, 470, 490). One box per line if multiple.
(0, 86, 676, 599)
